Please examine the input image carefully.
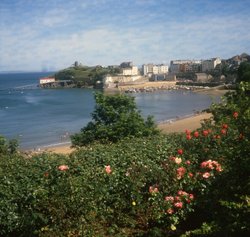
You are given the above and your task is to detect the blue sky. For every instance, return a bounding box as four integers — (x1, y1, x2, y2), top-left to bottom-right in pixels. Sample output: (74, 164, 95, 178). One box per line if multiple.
(0, 0, 250, 71)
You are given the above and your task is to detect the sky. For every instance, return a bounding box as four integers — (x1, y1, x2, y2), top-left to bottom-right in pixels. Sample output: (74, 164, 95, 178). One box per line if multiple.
(0, 0, 250, 72)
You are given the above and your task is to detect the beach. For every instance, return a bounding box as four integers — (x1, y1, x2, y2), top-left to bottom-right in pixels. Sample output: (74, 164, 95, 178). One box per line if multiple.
(157, 112, 212, 133)
(32, 112, 212, 155)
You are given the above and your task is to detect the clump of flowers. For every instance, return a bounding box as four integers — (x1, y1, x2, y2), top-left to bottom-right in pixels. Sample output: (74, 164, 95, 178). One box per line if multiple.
(200, 160, 223, 172)
(164, 190, 195, 215)
(177, 167, 186, 179)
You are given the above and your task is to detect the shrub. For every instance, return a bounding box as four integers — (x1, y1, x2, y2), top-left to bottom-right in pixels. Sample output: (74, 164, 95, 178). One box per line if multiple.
(0, 135, 18, 155)
(179, 82, 250, 236)
(0, 134, 226, 236)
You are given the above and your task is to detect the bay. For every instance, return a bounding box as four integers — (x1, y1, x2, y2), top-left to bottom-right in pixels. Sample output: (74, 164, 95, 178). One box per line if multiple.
(0, 72, 220, 149)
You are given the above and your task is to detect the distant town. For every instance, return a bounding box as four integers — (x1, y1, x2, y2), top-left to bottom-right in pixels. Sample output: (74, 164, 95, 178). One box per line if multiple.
(39, 53, 250, 91)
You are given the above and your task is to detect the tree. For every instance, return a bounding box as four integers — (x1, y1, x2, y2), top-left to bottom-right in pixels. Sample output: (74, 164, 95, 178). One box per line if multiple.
(71, 93, 159, 146)
(237, 62, 250, 83)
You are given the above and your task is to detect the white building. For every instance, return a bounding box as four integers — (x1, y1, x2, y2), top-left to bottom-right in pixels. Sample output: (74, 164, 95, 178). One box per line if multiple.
(142, 64, 168, 75)
(122, 66, 138, 76)
(39, 77, 55, 84)
(202, 58, 221, 72)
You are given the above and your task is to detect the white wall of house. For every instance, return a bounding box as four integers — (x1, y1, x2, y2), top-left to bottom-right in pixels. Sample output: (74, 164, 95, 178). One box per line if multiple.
(122, 66, 138, 76)
(143, 64, 168, 75)
(39, 78, 55, 84)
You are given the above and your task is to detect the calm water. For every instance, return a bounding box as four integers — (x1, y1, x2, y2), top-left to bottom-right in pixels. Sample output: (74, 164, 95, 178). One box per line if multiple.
(0, 72, 220, 149)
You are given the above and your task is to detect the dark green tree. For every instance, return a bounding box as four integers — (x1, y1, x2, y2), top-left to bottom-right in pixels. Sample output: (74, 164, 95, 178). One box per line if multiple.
(237, 62, 250, 83)
(71, 93, 159, 146)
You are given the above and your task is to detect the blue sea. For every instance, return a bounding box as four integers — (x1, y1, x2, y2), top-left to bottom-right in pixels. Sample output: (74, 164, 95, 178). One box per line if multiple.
(0, 72, 220, 149)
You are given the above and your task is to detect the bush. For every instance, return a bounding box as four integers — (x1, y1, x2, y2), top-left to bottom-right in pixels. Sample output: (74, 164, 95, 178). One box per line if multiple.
(71, 92, 159, 146)
(179, 82, 250, 236)
(1, 83, 249, 236)
(1, 133, 227, 236)
(0, 135, 18, 155)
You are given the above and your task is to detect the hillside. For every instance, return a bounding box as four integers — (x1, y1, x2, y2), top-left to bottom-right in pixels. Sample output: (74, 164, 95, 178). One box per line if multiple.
(54, 65, 120, 88)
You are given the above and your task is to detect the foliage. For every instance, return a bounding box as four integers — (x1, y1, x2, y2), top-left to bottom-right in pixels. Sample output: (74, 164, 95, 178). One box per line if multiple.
(1, 134, 226, 236)
(54, 65, 118, 87)
(71, 92, 159, 146)
(179, 82, 250, 236)
(0, 135, 18, 155)
(237, 62, 250, 83)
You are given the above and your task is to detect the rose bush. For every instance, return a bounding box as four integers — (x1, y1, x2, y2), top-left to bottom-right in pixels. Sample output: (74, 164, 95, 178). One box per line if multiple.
(0, 134, 225, 237)
(1, 82, 249, 236)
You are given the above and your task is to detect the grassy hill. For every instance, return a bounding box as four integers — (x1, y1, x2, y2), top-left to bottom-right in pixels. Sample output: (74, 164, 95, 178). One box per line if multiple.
(54, 65, 121, 88)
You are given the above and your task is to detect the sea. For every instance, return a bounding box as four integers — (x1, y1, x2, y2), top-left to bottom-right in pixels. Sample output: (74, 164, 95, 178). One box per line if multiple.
(0, 72, 220, 149)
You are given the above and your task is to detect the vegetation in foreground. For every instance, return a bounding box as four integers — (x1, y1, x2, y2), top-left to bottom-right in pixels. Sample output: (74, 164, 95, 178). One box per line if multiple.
(0, 77, 249, 235)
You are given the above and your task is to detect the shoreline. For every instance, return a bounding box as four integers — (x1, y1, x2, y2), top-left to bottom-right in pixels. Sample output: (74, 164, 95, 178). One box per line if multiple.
(22, 112, 212, 155)
(20, 84, 225, 155)
(117, 81, 230, 96)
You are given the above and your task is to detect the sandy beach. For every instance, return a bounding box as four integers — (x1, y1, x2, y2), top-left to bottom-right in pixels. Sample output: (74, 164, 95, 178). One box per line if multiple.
(157, 112, 212, 133)
(33, 112, 212, 155)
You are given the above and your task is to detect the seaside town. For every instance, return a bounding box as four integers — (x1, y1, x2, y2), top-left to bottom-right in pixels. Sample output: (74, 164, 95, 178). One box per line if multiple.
(1, 0, 249, 235)
(39, 53, 250, 92)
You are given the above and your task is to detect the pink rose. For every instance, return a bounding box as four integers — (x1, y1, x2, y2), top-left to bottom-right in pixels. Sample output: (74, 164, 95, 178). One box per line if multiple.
(203, 130, 209, 136)
(202, 172, 211, 178)
(174, 202, 183, 208)
(189, 194, 194, 200)
(185, 160, 191, 165)
(105, 165, 112, 174)
(186, 134, 192, 140)
(177, 167, 186, 179)
(194, 131, 199, 138)
(178, 190, 188, 196)
(216, 165, 223, 172)
(58, 165, 69, 171)
(165, 196, 174, 202)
